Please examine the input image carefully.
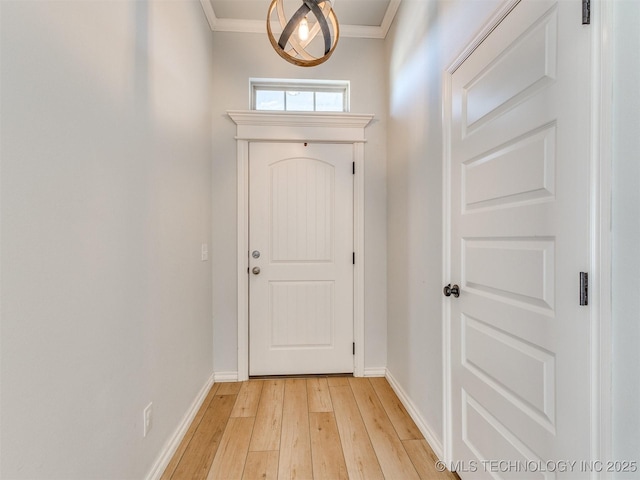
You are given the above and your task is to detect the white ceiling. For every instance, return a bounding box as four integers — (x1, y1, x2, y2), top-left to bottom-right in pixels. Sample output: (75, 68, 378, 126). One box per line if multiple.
(200, 0, 402, 39)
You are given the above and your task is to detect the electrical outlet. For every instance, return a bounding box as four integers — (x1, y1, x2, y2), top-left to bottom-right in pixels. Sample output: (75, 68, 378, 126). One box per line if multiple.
(201, 243, 208, 262)
(143, 403, 153, 437)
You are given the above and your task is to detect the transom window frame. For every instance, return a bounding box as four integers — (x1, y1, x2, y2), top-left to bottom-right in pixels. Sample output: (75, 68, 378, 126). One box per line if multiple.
(250, 78, 350, 113)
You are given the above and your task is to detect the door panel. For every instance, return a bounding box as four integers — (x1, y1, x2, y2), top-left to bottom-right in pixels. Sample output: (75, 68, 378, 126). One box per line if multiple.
(270, 281, 333, 347)
(449, 0, 591, 476)
(249, 142, 354, 376)
(270, 157, 334, 263)
(463, 237, 555, 310)
(463, 125, 556, 211)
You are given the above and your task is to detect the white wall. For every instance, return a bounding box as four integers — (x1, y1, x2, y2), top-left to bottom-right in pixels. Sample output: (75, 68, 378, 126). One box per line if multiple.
(0, 2, 214, 478)
(612, 0, 640, 475)
(384, 0, 502, 449)
(210, 33, 388, 375)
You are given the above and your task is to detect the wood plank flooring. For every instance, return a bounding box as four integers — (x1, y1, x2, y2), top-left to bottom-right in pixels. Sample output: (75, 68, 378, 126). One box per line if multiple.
(161, 377, 458, 480)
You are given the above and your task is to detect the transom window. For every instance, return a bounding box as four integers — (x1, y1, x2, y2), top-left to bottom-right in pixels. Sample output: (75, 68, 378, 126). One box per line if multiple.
(251, 79, 349, 112)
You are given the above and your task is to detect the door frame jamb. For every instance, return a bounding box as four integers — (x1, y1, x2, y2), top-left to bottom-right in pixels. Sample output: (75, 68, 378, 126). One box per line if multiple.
(228, 111, 374, 381)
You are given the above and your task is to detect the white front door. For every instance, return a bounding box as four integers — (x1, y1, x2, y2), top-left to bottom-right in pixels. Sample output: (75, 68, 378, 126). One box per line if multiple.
(249, 142, 354, 376)
(448, 0, 592, 476)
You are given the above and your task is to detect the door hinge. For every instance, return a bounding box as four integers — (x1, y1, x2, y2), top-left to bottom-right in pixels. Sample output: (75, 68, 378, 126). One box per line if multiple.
(580, 272, 588, 306)
(353, 342, 355, 355)
(352, 162, 355, 174)
(352, 252, 355, 265)
(582, 0, 590, 24)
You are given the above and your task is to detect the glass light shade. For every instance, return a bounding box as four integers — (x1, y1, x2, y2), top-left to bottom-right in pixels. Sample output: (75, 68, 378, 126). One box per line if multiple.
(298, 17, 309, 41)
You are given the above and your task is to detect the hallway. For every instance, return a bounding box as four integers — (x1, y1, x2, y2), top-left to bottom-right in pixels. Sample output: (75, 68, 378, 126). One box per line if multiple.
(161, 377, 457, 479)
(2, 0, 638, 478)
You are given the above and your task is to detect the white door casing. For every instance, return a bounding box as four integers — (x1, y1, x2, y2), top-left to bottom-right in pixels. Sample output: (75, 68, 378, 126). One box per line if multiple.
(249, 142, 354, 375)
(444, 0, 595, 476)
(229, 111, 373, 381)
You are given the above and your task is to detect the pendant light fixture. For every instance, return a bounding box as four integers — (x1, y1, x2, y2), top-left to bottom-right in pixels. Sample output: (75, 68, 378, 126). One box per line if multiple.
(267, 0, 339, 67)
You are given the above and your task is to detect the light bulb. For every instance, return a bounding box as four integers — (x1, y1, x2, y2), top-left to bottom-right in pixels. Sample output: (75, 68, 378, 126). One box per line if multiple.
(298, 17, 309, 41)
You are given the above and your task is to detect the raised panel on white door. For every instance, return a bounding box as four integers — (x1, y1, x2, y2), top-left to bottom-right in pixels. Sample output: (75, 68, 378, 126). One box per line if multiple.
(271, 158, 334, 263)
(270, 281, 334, 348)
(463, 124, 556, 211)
(462, 238, 555, 312)
(464, 7, 557, 133)
(462, 315, 556, 430)
(462, 392, 551, 480)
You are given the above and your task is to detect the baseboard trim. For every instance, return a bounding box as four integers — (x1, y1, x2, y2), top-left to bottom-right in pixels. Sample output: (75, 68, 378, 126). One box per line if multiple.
(363, 367, 387, 377)
(145, 374, 214, 480)
(385, 369, 444, 460)
(214, 371, 239, 382)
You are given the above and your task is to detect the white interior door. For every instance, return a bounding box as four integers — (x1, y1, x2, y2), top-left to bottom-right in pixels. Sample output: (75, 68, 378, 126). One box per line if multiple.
(249, 142, 354, 376)
(448, 0, 592, 476)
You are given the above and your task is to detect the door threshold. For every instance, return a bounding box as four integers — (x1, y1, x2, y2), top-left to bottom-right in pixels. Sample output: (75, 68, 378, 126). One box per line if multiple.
(249, 373, 354, 380)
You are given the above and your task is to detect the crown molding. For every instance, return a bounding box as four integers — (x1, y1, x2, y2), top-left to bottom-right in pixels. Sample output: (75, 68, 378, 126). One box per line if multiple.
(199, 0, 218, 31)
(199, 0, 401, 39)
(380, 0, 401, 36)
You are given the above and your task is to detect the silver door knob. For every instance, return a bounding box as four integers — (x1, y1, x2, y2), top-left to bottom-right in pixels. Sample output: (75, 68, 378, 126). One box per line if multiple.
(252, 266, 261, 275)
(443, 284, 460, 298)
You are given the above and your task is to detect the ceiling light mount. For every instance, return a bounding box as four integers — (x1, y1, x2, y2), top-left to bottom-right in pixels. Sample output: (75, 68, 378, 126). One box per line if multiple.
(267, 0, 339, 67)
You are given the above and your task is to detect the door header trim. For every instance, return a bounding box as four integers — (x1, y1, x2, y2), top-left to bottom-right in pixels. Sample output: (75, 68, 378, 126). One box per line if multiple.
(228, 111, 374, 142)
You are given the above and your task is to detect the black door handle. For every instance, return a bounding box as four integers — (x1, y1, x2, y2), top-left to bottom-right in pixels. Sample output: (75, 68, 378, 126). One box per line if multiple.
(443, 284, 460, 298)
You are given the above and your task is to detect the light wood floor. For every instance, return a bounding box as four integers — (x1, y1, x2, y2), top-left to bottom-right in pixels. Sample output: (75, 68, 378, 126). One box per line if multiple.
(161, 376, 458, 480)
